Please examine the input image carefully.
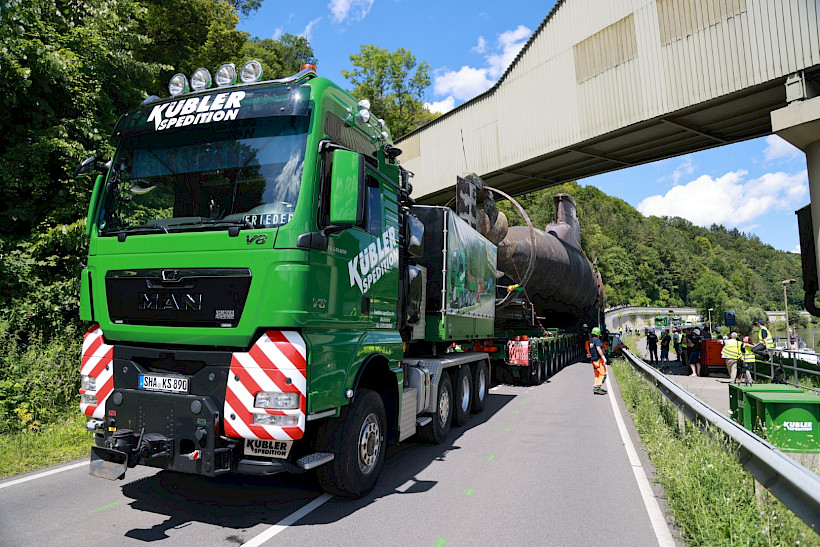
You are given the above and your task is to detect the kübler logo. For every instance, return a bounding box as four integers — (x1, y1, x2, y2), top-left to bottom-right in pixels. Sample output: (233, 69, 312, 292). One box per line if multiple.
(147, 91, 246, 131)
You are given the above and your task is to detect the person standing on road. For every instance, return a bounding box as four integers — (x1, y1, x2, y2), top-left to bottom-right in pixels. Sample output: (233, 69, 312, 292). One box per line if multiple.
(646, 329, 659, 366)
(590, 327, 608, 395)
(721, 332, 743, 382)
(672, 328, 681, 361)
(688, 328, 703, 377)
(659, 329, 672, 372)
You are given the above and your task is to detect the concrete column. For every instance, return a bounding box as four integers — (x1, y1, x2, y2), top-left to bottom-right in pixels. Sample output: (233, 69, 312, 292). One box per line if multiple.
(771, 96, 820, 279)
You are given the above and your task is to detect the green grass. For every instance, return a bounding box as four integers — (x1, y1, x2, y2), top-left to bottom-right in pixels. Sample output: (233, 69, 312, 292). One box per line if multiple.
(0, 413, 90, 479)
(611, 359, 818, 546)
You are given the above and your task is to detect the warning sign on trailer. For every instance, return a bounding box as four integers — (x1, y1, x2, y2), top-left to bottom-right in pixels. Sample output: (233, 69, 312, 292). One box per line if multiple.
(244, 439, 292, 459)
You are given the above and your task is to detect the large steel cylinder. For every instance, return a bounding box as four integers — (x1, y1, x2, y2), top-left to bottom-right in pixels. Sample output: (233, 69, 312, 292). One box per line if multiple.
(497, 225, 598, 320)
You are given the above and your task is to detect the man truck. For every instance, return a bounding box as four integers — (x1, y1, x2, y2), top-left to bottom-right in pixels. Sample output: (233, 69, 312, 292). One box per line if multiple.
(77, 61, 600, 498)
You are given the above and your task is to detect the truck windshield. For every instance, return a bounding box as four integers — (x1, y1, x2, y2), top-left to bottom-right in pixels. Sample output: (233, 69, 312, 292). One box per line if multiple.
(99, 115, 310, 235)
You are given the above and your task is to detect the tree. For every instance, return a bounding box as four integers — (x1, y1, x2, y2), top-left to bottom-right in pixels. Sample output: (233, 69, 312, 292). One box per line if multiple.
(342, 45, 437, 139)
(240, 34, 317, 80)
(134, 0, 250, 92)
(224, 0, 262, 17)
(0, 0, 160, 237)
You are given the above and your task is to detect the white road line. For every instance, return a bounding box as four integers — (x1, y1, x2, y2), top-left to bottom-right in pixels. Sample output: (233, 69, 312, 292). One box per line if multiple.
(242, 493, 333, 546)
(0, 461, 87, 490)
(606, 380, 676, 547)
(489, 386, 501, 392)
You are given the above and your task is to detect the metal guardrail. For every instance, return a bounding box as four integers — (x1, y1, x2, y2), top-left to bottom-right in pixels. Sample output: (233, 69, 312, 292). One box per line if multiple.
(761, 346, 820, 393)
(622, 349, 820, 532)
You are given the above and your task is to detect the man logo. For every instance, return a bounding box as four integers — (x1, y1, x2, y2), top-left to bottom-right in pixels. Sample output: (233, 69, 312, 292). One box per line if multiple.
(161, 270, 179, 281)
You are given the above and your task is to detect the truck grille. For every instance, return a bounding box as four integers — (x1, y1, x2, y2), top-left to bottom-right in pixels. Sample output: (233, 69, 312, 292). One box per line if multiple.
(105, 268, 251, 328)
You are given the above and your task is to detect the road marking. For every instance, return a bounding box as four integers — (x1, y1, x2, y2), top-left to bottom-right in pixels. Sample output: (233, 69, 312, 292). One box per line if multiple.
(489, 386, 501, 392)
(396, 479, 415, 493)
(241, 493, 332, 547)
(487, 455, 494, 462)
(606, 378, 676, 547)
(0, 461, 87, 490)
(91, 502, 118, 513)
(466, 488, 473, 496)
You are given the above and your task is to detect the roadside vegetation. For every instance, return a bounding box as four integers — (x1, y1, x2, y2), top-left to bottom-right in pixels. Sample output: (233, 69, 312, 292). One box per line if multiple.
(611, 359, 818, 545)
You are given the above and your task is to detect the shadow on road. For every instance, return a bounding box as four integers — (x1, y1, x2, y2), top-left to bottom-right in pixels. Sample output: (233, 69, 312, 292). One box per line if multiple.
(117, 382, 527, 542)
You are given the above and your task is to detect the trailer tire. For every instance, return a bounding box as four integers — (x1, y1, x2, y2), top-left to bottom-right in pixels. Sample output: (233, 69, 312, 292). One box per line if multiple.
(472, 361, 488, 414)
(315, 389, 386, 499)
(418, 373, 453, 444)
(530, 358, 543, 385)
(453, 366, 473, 426)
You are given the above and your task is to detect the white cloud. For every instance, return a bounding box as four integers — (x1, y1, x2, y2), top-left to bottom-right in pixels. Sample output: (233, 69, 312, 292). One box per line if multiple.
(433, 25, 532, 103)
(487, 25, 530, 78)
(425, 96, 455, 114)
(763, 135, 801, 162)
(659, 154, 695, 184)
(637, 169, 808, 228)
(300, 17, 322, 40)
(792, 243, 802, 254)
(434, 66, 494, 101)
(328, 0, 374, 23)
(472, 36, 487, 54)
(271, 27, 283, 40)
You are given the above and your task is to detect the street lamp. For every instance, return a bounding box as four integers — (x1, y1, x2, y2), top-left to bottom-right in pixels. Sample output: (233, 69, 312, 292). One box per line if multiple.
(707, 308, 714, 335)
(782, 279, 797, 340)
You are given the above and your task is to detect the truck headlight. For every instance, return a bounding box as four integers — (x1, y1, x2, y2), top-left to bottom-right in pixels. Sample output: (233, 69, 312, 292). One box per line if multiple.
(254, 391, 300, 410)
(81, 393, 98, 405)
(253, 414, 299, 426)
(81, 375, 96, 391)
(191, 67, 212, 90)
(240, 60, 263, 83)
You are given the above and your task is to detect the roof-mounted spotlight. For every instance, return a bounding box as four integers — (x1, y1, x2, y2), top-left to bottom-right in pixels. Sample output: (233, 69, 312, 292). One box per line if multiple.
(215, 63, 237, 87)
(240, 60, 263, 83)
(168, 73, 189, 96)
(191, 68, 212, 91)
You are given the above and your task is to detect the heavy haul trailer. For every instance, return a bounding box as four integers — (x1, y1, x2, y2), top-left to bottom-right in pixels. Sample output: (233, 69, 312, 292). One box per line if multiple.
(76, 62, 593, 498)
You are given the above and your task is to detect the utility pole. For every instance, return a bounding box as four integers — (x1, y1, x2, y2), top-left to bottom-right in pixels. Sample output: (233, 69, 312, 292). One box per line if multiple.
(782, 278, 796, 341)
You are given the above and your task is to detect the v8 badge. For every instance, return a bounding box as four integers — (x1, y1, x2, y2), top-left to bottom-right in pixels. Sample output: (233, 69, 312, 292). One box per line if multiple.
(246, 234, 267, 245)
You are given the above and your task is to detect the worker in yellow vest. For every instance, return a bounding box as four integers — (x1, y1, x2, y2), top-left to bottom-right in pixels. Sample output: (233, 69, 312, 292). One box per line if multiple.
(756, 319, 774, 349)
(739, 336, 756, 384)
(721, 332, 743, 382)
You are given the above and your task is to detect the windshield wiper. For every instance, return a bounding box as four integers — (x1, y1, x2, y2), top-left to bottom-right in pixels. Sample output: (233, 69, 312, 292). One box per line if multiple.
(104, 225, 169, 242)
(162, 218, 256, 237)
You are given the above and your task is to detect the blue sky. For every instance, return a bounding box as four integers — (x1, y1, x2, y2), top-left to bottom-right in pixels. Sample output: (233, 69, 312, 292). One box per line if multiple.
(238, 0, 810, 253)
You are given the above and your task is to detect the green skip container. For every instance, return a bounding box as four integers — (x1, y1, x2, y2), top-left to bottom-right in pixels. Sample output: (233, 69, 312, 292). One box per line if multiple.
(747, 391, 820, 453)
(728, 383, 804, 429)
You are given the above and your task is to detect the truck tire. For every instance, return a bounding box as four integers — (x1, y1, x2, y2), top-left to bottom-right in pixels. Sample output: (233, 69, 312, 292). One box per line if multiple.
(315, 389, 386, 499)
(418, 373, 453, 444)
(472, 361, 488, 414)
(529, 359, 543, 386)
(453, 366, 473, 426)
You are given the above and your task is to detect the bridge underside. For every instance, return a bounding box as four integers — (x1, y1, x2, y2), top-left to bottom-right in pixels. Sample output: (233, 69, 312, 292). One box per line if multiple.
(418, 71, 817, 205)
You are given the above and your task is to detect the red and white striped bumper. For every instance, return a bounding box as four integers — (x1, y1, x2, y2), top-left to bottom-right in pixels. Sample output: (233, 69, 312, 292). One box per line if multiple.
(224, 330, 307, 441)
(80, 324, 114, 419)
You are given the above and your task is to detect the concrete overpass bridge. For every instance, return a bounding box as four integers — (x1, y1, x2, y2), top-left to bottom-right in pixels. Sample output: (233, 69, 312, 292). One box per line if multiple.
(604, 306, 700, 331)
(398, 0, 820, 205)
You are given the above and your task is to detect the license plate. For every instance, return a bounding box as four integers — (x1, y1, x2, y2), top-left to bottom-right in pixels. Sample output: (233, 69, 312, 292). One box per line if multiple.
(138, 374, 189, 393)
(244, 439, 292, 459)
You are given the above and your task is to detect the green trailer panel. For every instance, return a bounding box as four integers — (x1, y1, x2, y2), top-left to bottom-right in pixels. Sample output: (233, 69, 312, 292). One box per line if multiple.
(728, 383, 804, 428)
(748, 391, 820, 453)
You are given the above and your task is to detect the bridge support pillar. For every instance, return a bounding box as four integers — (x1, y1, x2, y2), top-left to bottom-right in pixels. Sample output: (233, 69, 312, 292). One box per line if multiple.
(771, 96, 820, 277)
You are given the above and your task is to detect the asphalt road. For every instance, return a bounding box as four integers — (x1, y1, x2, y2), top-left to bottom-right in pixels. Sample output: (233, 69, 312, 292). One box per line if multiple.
(0, 357, 673, 547)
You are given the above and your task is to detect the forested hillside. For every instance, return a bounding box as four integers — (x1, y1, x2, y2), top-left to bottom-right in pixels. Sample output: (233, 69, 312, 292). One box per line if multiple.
(498, 181, 805, 334)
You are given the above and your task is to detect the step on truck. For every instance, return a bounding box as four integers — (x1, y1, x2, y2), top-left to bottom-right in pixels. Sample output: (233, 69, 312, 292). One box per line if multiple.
(77, 61, 597, 498)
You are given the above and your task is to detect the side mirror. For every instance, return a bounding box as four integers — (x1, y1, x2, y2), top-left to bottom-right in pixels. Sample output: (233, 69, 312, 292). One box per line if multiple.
(329, 149, 364, 226)
(75, 155, 109, 177)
